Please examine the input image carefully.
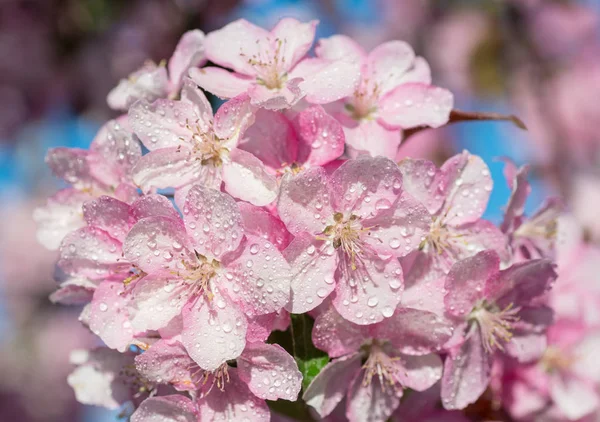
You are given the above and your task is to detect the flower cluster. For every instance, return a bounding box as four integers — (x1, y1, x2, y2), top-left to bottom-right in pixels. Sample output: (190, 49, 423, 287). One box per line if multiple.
(36, 18, 576, 422)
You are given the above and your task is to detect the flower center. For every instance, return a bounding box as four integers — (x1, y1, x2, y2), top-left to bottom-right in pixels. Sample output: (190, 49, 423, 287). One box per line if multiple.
(541, 346, 574, 373)
(321, 212, 367, 270)
(514, 216, 558, 241)
(198, 363, 231, 397)
(346, 81, 380, 120)
(183, 119, 229, 167)
(362, 343, 402, 393)
(469, 300, 520, 354)
(420, 217, 450, 254)
(120, 364, 156, 398)
(245, 38, 287, 90)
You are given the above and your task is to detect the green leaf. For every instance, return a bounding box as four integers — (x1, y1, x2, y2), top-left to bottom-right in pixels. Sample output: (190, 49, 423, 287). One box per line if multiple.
(297, 355, 330, 391)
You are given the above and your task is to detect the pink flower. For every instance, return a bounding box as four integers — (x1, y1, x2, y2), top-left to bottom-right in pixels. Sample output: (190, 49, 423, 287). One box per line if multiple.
(133, 337, 301, 421)
(34, 119, 141, 250)
(189, 19, 360, 110)
(316, 35, 453, 158)
(108, 30, 206, 111)
(122, 185, 291, 370)
(502, 320, 600, 421)
(397, 153, 509, 316)
(303, 304, 452, 422)
(501, 160, 563, 262)
(130, 79, 279, 206)
(441, 250, 557, 410)
(277, 156, 431, 324)
(57, 194, 179, 351)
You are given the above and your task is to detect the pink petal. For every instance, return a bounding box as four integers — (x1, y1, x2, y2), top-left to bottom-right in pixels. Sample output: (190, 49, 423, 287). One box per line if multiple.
(365, 41, 416, 95)
(46, 147, 94, 188)
(339, 116, 401, 159)
(312, 305, 369, 358)
(283, 234, 339, 313)
(196, 368, 270, 421)
(550, 374, 599, 420)
(135, 340, 198, 391)
(181, 293, 248, 371)
(277, 166, 332, 235)
(500, 161, 531, 234)
(83, 196, 133, 242)
(123, 215, 196, 274)
(238, 202, 292, 251)
(346, 368, 402, 422)
(362, 191, 431, 259)
(238, 108, 298, 170)
(131, 194, 180, 221)
(271, 18, 317, 69)
(107, 63, 169, 111)
(374, 308, 453, 355)
(180, 78, 214, 132)
(399, 57, 433, 85)
(219, 235, 291, 316)
(393, 353, 443, 391)
(245, 314, 276, 343)
(131, 395, 197, 422)
(439, 152, 493, 226)
(128, 99, 198, 151)
(316, 35, 365, 62)
(204, 19, 270, 75)
(330, 156, 403, 220)
(50, 277, 96, 305)
(188, 66, 253, 99)
(237, 342, 302, 401)
(377, 83, 453, 130)
(397, 158, 446, 215)
(293, 105, 345, 166)
(444, 220, 509, 268)
(128, 271, 187, 332)
(213, 93, 256, 144)
(90, 119, 142, 183)
(59, 227, 128, 279)
(400, 252, 446, 314)
(444, 250, 500, 318)
(332, 254, 404, 325)
(168, 29, 206, 89)
(89, 281, 134, 352)
(441, 326, 491, 410)
(132, 146, 218, 193)
(292, 57, 361, 104)
(181, 185, 243, 258)
(303, 353, 362, 418)
(33, 188, 89, 250)
(490, 259, 556, 307)
(222, 149, 278, 206)
(247, 78, 304, 110)
(572, 332, 600, 382)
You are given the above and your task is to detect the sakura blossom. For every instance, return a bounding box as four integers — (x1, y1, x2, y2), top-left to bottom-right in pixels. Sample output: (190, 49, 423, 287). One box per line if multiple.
(31, 15, 587, 422)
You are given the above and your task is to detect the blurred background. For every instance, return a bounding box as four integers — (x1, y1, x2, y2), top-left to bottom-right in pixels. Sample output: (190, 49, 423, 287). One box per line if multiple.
(1, 0, 599, 420)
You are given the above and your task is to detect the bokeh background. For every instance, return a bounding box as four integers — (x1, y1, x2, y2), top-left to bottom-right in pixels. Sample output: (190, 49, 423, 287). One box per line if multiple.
(1, 0, 600, 420)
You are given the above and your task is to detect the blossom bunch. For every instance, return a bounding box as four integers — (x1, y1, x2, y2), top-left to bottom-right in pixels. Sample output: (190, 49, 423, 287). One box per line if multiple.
(35, 18, 585, 422)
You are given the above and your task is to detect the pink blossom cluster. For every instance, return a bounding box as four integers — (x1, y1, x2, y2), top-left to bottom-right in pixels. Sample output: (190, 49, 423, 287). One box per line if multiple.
(34, 18, 587, 422)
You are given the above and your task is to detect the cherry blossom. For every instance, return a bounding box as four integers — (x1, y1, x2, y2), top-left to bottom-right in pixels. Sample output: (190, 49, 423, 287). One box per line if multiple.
(441, 250, 557, 409)
(277, 156, 430, 324)
(303, 304, 452, 422)
(316, 35, 453, 158)
(189, 18, 360, 110)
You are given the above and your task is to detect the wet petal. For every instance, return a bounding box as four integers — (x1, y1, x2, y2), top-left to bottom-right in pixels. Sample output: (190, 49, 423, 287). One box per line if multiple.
(135, 340, 198, 391)
(393, 353, 443, 391)
(83, 196, 133, 243)
(346, 368, 402, 422)
(271, 18, 317, 69)
(365, 40, 416, 95)
(188, 66, 253, 99)
(222, 149, 278, 206)
(312, 305, 369, 358)
(238, 202, 292, 251)
(131, 395, 197, 422)
(89, 281, 134, 352)
(293, 105, 345, 167)
(168, 29, 206, 89)
(292, 57, 361, 104)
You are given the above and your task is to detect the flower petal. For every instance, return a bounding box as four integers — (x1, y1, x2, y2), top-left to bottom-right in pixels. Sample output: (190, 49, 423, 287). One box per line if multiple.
(181, 185, 244, 259)
(188, 66, 253, 99)
(397, 158, 446, 215)
(271, 18, 317, 69)
(332, 254, 404, 325)
(131, 395, 197, 422)
(213, 93, 256, 145)
(168, 29, 206, 89)
(441, 326, 491, 410)
(123, 215, 196, 274)
(237, 342, 302, 401)
(293, 105, 345, 166)
(377, 83, 453, 130)
(550, 373, 599, 420)
(135, 340, 198, 391)
(89, 281, 134, 352)
(83, 196, 133, 243)
(238, 202, 292, 251)
(284, 234, 339, 313)
(181, 293, 248, 371)
(312, 304, 369, 358)
(490, 259, 557, 307)
(340, 116, 401, 160)
(393, 353, 443, 391)
(346, 368, 402, 422)
(222, 149, 278, 206)
(316, 35, 365, 62)
(292, 57, 361, 104)
(330, 156, 403, 220)
(365, 41, 416, 95)
(131, 194, 180, 221)
(107, 63, 169, 111)
(277, 167, 332, 236)
(303, 353, 362, 418)
(219, 235, 291, 316)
